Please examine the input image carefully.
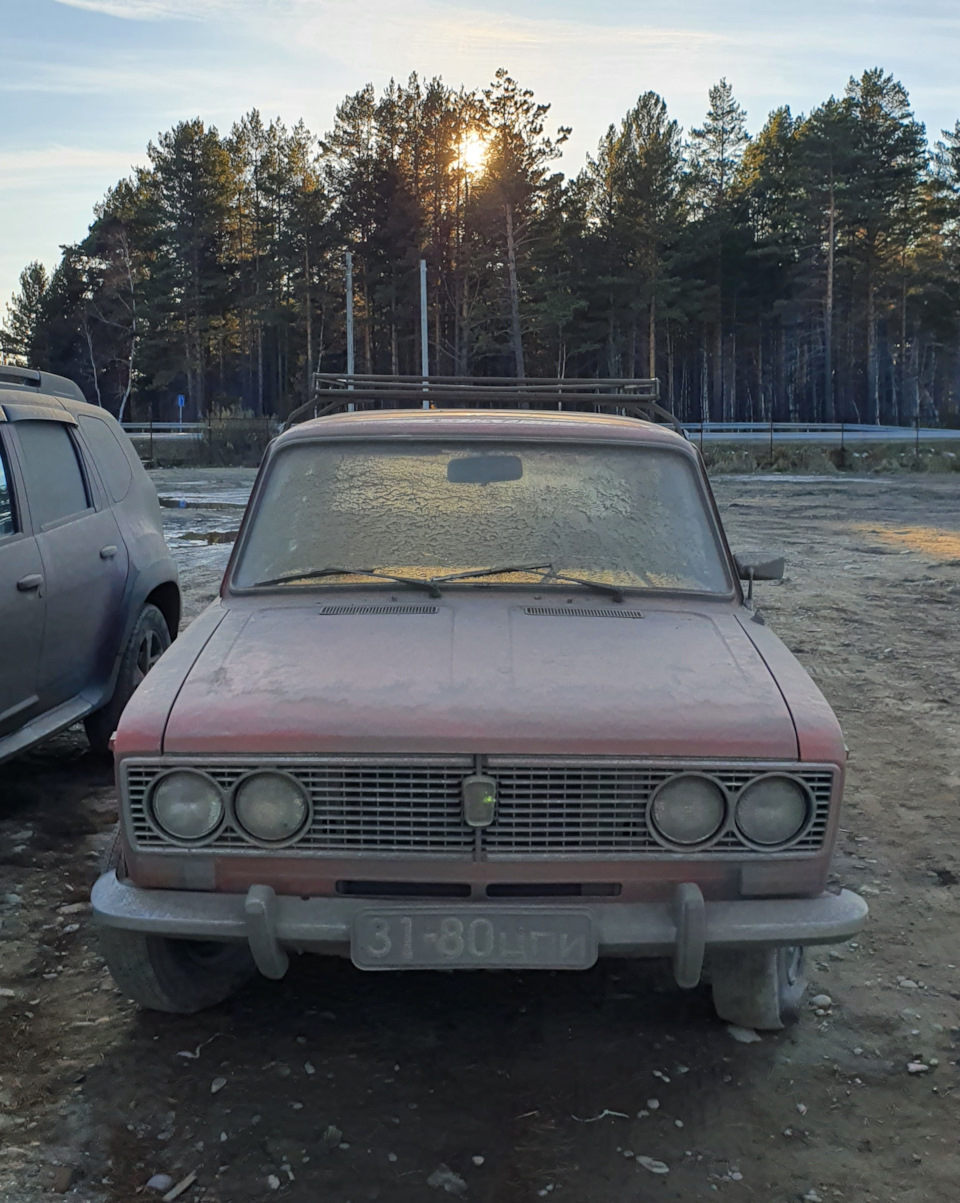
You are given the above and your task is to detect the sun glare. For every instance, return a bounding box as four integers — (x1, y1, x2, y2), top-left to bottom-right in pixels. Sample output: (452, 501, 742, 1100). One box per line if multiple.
(461, 131, 487, 175)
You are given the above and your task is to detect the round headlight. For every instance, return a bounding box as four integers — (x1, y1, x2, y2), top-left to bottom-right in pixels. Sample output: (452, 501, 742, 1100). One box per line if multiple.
(650, 774, 726, 846)
(151, 771, 224, 841)
(736, 775, 810, 846)
(234, 772, 309, 843)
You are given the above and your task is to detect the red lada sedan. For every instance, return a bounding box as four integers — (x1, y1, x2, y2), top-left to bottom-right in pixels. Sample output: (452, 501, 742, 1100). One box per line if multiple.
(92, 391, 866, 1028)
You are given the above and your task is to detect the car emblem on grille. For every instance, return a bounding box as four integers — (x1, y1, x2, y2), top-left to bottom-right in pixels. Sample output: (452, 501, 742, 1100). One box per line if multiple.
(462, 774, 497, 828)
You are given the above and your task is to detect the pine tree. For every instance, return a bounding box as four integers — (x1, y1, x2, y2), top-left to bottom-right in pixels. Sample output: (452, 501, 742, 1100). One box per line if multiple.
(843, 69, 928, 422)
(143, 119, 234, 417)
(688, 79, 751, 418)
(473, 69, 570, 377)
(1, 262, 50, 364)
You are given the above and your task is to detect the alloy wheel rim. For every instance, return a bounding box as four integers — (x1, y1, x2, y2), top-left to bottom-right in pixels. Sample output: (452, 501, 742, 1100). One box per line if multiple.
(133, 630, 164, 687)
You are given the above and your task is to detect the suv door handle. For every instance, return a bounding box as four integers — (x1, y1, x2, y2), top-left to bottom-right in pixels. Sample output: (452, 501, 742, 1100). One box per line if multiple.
(17, 574, 43, 592)
(100, 545, 118, 559)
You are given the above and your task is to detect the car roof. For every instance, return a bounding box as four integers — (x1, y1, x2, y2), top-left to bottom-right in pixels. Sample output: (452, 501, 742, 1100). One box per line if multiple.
(275, 407, 694, 453)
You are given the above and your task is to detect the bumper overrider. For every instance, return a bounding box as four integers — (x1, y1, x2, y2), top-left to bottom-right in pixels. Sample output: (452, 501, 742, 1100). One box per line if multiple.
(92, 872, 868, 989)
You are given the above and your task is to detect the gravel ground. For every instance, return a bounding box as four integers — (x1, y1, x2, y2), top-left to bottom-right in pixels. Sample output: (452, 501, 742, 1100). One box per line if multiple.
(0, 467, 958, 1202)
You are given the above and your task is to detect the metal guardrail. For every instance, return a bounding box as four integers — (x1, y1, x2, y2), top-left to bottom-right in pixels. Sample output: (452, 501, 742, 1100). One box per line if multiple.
(680, 422, 960, 444)
(123, 422, 202, 433)
(122, 419, 960, 443)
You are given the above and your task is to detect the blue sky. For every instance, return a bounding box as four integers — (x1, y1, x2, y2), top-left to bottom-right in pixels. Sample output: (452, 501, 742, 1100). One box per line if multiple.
(2, 0, 958, 318)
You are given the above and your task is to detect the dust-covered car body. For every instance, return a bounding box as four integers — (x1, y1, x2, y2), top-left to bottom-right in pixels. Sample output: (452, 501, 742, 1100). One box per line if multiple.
(0, 366, 180, 764)
(93, 401, 867, 1024)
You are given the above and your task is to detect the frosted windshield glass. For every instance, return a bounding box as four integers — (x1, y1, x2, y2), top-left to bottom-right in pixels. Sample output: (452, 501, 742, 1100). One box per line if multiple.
(233, 441, 730, 594)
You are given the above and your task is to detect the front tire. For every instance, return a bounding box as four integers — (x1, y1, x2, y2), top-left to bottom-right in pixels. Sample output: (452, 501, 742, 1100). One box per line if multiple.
(99, 927, 256, 1014)
(709, 945, 806, 1031)
(85, 603, 171, 754)
(97, 824, 256, 1014)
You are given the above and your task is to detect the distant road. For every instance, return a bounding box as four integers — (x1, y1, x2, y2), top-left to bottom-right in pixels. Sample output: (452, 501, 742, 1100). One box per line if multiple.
(123, 420, 960, 445)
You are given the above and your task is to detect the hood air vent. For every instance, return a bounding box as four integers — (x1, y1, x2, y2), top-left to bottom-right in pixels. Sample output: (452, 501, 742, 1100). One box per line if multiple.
(318, 604, 439, 616)
(524, 606, 643, 619)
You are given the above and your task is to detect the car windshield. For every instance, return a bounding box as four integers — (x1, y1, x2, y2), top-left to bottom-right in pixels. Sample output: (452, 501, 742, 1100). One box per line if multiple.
(231, 440, 731, 594)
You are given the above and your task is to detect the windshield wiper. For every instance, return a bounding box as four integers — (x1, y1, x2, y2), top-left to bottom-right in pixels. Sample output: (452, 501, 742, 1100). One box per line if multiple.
(429, 563, 554, 584)
(429, 563, 625, 603)
(252, 566, 442, 597)
(539, 569, 625, 603)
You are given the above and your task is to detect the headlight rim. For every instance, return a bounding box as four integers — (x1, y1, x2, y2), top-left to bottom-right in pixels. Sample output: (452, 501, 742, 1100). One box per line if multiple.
(147, 768, 226, 846)
(648, 771, 729, 849)
(734, 772, 814, 849)
(230, 769, 311, 847)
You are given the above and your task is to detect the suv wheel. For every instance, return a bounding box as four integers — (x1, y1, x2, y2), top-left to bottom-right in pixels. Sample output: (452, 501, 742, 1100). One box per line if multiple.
(85, 603, 171, 754)
(709, 945, 806, 1031)
(98, 825, 256, 1014)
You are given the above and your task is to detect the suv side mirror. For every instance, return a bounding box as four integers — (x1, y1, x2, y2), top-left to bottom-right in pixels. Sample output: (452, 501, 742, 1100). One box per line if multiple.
(734, 553, 785, 601)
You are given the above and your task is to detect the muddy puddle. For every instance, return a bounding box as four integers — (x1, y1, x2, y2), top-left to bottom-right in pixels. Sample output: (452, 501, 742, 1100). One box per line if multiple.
(158, 490, 250, 510)
(173, 529, 239, 545)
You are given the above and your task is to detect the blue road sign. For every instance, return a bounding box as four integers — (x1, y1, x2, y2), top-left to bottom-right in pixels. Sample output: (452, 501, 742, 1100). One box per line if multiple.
(177, 395, 185, 408)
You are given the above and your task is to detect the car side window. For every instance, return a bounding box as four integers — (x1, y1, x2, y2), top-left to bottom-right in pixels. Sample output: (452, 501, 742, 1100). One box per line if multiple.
(15, 420, 91, 529)
(0, 436, 17, 537)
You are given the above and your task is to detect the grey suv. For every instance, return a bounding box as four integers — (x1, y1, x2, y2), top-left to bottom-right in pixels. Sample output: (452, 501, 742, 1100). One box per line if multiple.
(0, 366, 180, 764)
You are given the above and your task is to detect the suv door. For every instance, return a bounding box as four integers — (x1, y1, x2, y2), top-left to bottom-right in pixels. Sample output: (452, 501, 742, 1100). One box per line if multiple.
(12, 417, 130, 710)
(0, 428, 45, 734)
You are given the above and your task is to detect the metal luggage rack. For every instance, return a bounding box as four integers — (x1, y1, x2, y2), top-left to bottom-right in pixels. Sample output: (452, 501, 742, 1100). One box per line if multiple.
(283, 374, 682, 433)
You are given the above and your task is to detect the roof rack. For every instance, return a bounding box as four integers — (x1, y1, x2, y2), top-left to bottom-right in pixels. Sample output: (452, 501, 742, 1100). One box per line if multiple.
(0, 365, 86, 403)
(283, 374, 682, 433)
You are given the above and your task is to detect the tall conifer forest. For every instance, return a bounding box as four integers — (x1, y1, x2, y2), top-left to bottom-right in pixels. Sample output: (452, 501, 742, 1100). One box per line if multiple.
(4, 68, 960, 426)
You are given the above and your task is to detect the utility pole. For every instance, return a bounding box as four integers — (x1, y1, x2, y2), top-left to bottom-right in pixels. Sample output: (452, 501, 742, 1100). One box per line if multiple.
(420, 258, 429, 408)
(346, 250, 355, 411)
(345, 251, 355, 378)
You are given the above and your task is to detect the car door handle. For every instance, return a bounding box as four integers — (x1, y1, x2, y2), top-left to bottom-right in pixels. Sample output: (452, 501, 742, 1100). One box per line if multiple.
(17, 574, 43, 592)
(100, 545, 118, 559)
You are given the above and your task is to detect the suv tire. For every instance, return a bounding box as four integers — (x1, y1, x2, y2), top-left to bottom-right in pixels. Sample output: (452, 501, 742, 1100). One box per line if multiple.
(85, 604, 171, 754)
(709, 945, 806, 1031)
(97, 825, 256, 1014)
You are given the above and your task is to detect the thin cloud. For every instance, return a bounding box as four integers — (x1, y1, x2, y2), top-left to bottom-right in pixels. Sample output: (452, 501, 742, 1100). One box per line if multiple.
(51, 0, 236, 19)
(0, 59, 240, 100)
(0, 147, 144, 191)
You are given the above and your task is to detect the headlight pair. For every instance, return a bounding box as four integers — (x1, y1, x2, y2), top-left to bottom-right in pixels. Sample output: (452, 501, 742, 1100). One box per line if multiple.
(650, 772, 811, 849)
(149, 769, 309, 845)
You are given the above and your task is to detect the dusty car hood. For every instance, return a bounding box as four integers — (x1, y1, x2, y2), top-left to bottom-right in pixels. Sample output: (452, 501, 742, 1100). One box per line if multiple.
(161, 598, 799, 759)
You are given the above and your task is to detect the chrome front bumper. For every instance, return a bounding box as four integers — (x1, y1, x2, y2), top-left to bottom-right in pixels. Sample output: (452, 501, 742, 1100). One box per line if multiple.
(91, 872, 868, 989)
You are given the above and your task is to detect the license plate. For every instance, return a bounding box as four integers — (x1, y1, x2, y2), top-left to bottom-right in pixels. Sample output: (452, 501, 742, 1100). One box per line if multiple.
(351, 908, 598, 971)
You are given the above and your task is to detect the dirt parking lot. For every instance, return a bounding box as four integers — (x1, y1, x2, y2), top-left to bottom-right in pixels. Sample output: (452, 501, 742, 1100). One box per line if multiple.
(1, 468, 958, 1202)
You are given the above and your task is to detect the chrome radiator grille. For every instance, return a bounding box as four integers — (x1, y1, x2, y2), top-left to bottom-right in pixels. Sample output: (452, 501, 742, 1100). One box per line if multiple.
(125, 759, 475, 856)
(484, 762, 833, 855)
(124, 758, 836, 859)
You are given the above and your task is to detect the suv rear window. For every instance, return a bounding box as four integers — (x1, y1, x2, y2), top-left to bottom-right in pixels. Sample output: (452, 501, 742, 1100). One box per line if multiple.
(79, 414, 133, 502)
(15, 421, 90, 529)
(233, 440, 731, 595)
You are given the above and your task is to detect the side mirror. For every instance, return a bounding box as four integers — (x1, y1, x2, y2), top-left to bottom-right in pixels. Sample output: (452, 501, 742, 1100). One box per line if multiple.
(735, 554, 785, 582)
(734, 553, 785, 601)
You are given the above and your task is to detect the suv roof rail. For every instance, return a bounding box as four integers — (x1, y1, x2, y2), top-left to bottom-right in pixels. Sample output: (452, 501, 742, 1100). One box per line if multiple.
(0, 365, 86, 403)
(283, 374, 682, 433)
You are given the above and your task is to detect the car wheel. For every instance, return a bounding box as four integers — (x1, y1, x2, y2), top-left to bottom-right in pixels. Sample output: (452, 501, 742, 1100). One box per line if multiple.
(98, 928, 257, 1014)
(97, 823, 256, 1014)
(709, 945, 807, 1031)
(85, 603, 171, 754)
